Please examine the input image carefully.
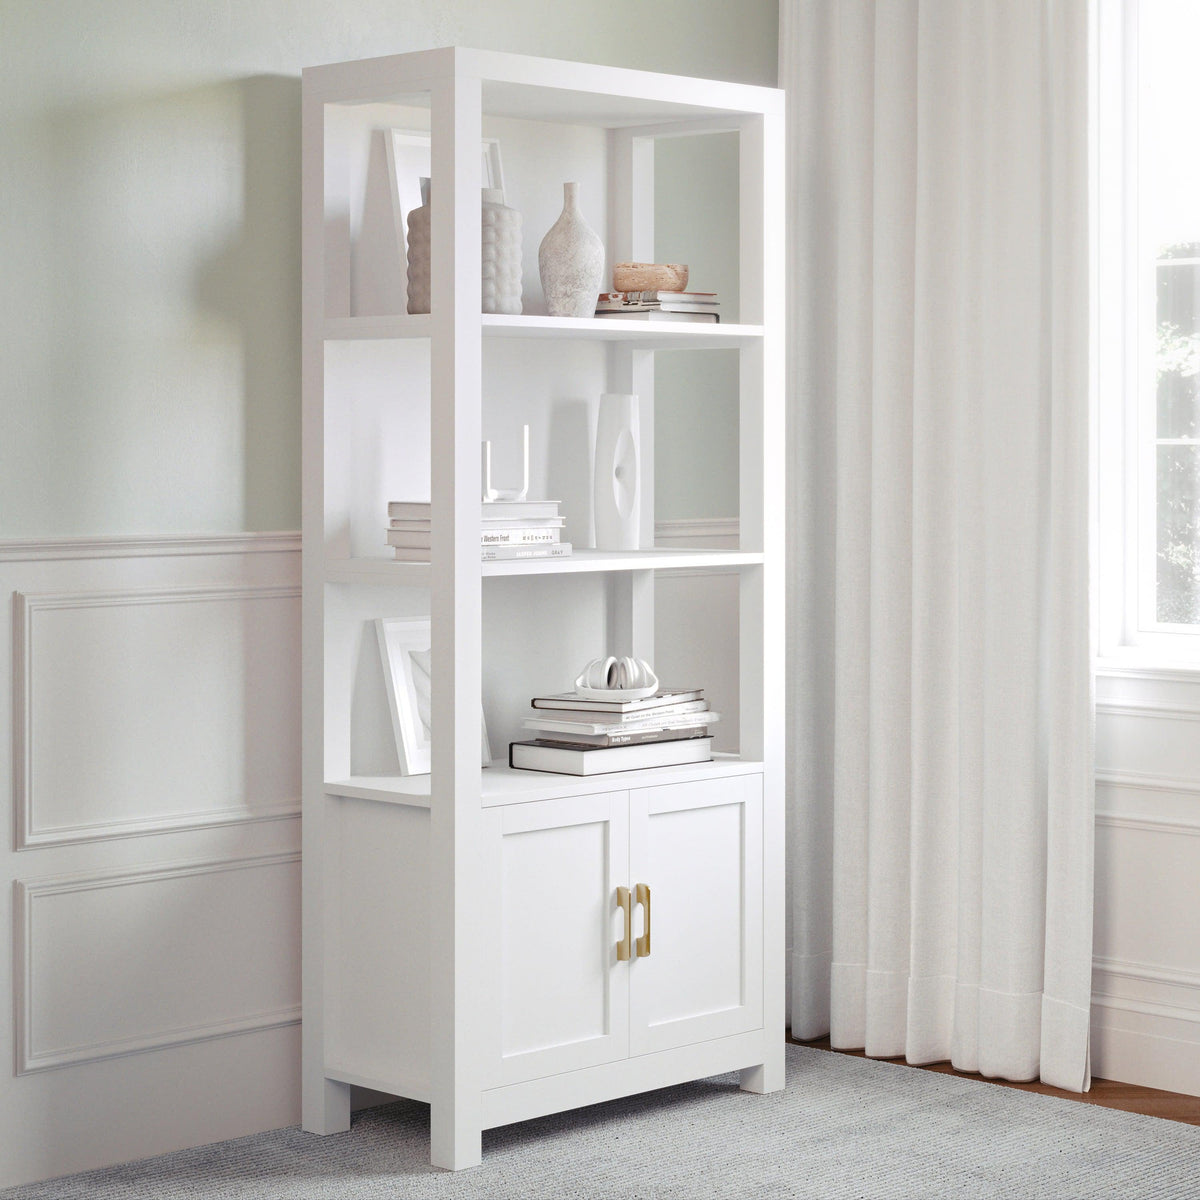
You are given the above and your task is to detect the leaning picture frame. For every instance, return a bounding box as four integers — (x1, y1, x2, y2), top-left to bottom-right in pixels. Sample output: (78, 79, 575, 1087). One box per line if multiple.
(375, 617, 492, 775)
(385, 129, 505, 270)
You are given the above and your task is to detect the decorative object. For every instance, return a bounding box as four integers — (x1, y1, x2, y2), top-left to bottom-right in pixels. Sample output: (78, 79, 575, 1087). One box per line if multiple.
(574, 656, 659, 701)
(538, 182, 605, 317)
(481, 424, 530, 502)
(406, 177, 432, 314)
(593, 392, 640, 550)
(375, 618, 491, 774)
(612, 262, 689, 293)
(481, 188, 522, 314)
(388, 132, 508, 314)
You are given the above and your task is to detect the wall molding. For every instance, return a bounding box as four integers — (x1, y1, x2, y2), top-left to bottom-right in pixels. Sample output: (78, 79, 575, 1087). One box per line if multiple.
(0, 532, 301, 562)
(1095, 768, 1200, 799)
(1093, 955, 1200, 995)
(654, 517, 740, 544)
(1095, 811, 1200, 838)
(14, 852, 301, 1074)
(13, 584, 301, 850)
(1096, 700, 1200, 722)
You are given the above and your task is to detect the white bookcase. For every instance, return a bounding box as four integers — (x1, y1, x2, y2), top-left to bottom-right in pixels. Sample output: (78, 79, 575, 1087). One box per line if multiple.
(301, 47, 785, 1170)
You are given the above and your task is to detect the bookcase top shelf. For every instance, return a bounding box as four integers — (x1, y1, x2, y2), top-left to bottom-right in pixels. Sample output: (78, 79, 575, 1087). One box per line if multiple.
(324, 549, 765, 586)
(323, 314, 765, 347)
(303, 46, 784, 126)
(325, 755, 765, 810)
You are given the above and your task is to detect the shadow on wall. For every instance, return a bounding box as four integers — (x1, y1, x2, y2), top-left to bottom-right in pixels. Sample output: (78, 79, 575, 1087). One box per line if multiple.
(8, 74, 302, 535)
(195, 75, 301, 532)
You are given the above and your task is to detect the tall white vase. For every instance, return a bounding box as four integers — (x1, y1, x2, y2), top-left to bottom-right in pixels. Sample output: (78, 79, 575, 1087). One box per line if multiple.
(593, 393, 641, 551)
(538, 182, 605, 318)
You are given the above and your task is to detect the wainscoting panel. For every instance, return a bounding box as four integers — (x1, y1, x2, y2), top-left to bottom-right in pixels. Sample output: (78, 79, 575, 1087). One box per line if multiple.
(16, 853, 300, 1073)
(1093, 668, 1200, 1097)
(0, 534, 302, 1189)
(15, 585, 300, 848)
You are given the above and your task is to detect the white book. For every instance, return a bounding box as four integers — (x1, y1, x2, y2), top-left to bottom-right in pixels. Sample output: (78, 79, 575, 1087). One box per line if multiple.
(480, 542, 572, 561)
(388, 529, 562, 548)
(522, 698, 710, 726)
(523, 708, 719, 736)
(509, 736, 713, 776)
(388, 500, 562, 520)
(392, 543, 574, 562)
(479, 528, 560, 546)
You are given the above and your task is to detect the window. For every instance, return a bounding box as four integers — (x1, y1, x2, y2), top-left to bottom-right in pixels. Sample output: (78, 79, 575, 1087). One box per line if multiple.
(1096, 0, 1200, 660)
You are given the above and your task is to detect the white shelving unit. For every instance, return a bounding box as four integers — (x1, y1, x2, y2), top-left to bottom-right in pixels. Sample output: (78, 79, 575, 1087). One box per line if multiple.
(302, 47, 785, 1170)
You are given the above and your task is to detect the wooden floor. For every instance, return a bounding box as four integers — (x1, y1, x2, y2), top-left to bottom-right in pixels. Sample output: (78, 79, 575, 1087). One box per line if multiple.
(793, 1035, 1200, 1127)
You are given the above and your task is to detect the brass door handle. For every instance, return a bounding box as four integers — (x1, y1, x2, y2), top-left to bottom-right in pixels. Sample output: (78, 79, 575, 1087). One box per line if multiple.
(635, 882, 651, 958)
(616, 886, 632, 961)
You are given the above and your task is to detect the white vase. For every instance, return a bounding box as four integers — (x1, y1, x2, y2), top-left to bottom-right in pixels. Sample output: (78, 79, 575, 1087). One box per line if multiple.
(406, 182, 523, 316)
(482, 188, 522, 314)
(538, 182, 605, 318)
(594, 393, 640, 551)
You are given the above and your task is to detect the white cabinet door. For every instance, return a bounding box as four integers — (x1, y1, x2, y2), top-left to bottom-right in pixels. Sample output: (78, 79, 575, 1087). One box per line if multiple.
(628, 775, 763, 1056)
(484, 791, 630, 1086)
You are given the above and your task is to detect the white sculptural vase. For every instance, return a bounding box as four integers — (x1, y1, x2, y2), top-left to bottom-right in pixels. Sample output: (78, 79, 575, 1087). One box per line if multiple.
(538, 182, 605, 318)
(593, 393, 640, 551)
(407, 182, 523, 316)
(481, 188, 522, 315)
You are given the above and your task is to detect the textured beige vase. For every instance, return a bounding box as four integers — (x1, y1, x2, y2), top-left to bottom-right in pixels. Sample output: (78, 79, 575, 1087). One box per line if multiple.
(538, 182, 605, 318)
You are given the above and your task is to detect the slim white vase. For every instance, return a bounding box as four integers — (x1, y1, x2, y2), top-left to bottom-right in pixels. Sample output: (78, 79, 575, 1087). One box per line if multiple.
(594, 393, 640, 551)
(538, 182, 604, 318)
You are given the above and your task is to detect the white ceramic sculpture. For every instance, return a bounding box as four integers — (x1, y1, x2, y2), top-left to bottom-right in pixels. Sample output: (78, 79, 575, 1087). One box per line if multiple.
(481, 188, 522, 314)
(593, 392, 640, 551)
(406, 182, 523, 315)
(574, 656, 659, 701)
(482, 424, 530, 502)
(538, 182, 604, 318)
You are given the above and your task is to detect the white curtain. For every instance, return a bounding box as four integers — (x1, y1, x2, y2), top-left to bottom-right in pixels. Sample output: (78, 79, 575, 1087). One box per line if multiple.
(783, 0, 1094, 1090)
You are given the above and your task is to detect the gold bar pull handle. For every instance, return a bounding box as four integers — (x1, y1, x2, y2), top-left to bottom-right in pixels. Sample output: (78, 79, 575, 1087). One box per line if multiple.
(635, 882, 651, 958)
(616, 886, 632, 961)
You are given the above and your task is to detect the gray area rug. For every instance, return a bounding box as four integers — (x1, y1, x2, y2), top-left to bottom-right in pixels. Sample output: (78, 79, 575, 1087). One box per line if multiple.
(4, 1045, 1198, 1199)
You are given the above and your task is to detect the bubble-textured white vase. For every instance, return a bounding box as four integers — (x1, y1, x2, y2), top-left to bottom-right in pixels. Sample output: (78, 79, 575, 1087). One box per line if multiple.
(481, 188, 522, 315)
(406, 182, 523, 315)
(538, 182, 604, 318)
(405, 177, 432, 315)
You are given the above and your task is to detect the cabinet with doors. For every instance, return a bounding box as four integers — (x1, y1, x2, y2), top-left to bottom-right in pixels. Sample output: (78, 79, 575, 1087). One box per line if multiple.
(301, 47, 785, 1169)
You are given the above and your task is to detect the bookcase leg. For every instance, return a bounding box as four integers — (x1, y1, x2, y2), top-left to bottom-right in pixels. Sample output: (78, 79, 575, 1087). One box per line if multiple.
(430, 1100, 482, 1170)
(739, 1049, 785, 1095)
(304, 1077, 351, 1135)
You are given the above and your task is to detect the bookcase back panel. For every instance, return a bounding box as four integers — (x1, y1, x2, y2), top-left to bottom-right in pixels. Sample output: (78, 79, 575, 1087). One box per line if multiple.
(324, 339, 430, 561)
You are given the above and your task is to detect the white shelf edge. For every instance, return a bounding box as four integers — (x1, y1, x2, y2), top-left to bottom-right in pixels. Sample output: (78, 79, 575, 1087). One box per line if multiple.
(323, 313, 763, 345)
(322, 549, 763, 584)
(325, 755, 764, 809)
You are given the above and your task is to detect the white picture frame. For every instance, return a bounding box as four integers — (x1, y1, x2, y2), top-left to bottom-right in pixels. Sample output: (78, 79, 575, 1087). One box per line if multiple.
(375, 617, 492, 775)
(385, 129, 505, 271)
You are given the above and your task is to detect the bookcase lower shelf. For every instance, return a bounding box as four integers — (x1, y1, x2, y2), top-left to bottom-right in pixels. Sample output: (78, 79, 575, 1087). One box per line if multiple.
(325, 753, 763, 808)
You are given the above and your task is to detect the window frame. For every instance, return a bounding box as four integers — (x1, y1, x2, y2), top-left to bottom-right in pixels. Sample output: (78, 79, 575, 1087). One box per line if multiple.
(1095, 0, 1200, 667)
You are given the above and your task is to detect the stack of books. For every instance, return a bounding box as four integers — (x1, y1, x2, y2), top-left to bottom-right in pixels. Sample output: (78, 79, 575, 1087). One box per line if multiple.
(594, 291, 720, 323)
(387, 500, 572, 562)
(509, 687, 717, 775)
